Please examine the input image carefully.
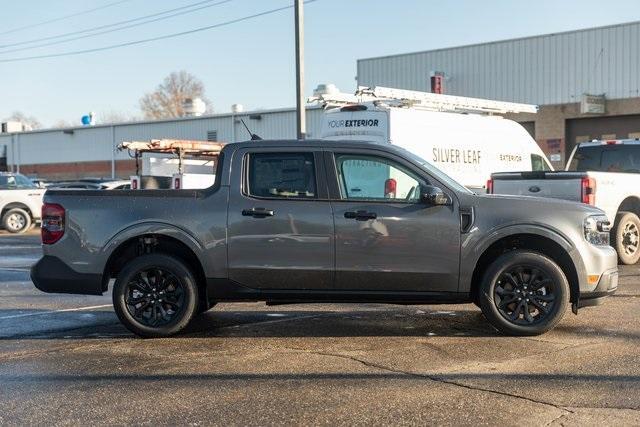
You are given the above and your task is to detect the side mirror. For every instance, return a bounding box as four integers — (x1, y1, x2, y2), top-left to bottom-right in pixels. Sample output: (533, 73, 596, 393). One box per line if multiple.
(422, 185, 452, 206)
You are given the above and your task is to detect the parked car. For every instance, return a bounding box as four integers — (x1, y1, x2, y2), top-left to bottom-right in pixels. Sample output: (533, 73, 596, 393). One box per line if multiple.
(0, 172, 45, 233)
(31, 140, 617, 337)
(489, 139, 640, 264)
(49, 179, 130, 190)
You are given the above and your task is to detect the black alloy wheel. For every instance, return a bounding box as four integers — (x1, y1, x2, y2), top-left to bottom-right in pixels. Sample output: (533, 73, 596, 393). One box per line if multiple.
(479, 250, 569, 336)
(113, 254, 199, 338)
(124, 267, 186, 327)
(493, 265, 556, 325)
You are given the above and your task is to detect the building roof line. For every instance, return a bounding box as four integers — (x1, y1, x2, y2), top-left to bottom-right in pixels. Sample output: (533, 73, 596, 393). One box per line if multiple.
(1, 105, 321, 136)
(357, 19, 640, 63)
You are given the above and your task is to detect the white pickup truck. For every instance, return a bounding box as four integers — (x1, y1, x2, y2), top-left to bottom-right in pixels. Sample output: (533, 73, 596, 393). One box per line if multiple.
(0, 172, 45, 233)
(490, 139, 640, 264)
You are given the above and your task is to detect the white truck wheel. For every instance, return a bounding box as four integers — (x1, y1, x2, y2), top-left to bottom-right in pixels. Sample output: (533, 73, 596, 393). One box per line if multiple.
(613, 211, 640, 265)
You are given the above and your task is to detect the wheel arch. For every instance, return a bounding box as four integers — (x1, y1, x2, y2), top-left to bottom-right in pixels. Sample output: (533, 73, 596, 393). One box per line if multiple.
(1, 202, 33, 218)
(101, 225, 211, 309)
(468, 232, 580, 306)
(616, 197, 640, 219)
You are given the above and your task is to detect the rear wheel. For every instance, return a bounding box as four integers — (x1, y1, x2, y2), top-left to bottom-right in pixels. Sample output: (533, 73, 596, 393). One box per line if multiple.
(612, 211, 640, 265)
(113, 254, 199, 338)
(479, 250, 569, 336)
(2, 208, 31, 234)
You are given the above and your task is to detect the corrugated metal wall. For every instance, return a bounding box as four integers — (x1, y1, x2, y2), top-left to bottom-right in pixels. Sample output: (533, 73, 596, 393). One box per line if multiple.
(0, 107, 324, 168)
(358, 21, 640, 105)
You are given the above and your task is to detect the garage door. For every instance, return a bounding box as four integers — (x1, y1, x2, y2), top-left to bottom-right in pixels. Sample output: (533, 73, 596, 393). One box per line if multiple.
(566, 114, 640, 158)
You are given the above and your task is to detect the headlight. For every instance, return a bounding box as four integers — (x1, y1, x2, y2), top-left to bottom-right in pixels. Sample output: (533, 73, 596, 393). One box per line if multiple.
(583, 215, 611, 246)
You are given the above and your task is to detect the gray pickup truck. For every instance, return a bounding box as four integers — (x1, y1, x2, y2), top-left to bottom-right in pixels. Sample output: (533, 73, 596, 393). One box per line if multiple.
(31, 140, 618, 337)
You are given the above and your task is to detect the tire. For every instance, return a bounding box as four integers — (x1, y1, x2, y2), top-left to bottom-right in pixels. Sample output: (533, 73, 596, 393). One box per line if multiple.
(478, 250, 569, 336)
(2, 208, 31, 234)
(113, 254, 199, 338)
(612, 211, 640, 265)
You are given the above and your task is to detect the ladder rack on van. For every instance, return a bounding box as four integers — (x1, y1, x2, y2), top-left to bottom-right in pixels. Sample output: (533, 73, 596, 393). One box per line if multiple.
(309, 86, 538, 115)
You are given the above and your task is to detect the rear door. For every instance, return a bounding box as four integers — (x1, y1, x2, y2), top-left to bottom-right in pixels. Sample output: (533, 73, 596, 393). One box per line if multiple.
(227, 147, 335, 290)
(326, 148, 461, 293)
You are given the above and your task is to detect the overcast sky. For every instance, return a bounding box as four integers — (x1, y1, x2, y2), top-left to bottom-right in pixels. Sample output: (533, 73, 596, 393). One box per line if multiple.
(1, 0, 639, 127)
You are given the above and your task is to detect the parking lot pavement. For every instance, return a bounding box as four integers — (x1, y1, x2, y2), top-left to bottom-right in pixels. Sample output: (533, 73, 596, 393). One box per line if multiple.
(0, 234, 639, 425)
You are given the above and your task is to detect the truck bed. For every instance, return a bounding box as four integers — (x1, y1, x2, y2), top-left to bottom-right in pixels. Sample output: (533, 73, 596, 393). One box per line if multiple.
(491, 171, 587, 202)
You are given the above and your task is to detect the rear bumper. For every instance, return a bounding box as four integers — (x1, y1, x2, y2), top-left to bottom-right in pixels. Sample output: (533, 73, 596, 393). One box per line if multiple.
(578, 267, 618, 308)
(31, 255, 104, 295)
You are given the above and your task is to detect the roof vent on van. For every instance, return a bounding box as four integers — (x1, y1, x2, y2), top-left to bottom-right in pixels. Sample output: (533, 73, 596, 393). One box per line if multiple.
(340, 104, 368, 112)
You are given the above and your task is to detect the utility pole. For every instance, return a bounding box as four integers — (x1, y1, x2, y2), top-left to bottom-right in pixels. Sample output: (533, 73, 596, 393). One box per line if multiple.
(294, 0, 306, 140)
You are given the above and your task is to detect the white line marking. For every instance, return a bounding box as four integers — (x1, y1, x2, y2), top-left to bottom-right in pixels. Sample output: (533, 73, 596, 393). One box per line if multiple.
(0, 304, 112, 320)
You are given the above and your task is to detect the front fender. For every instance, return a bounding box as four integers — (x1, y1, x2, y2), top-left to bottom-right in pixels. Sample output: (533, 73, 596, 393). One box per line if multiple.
(459, 223, 586, 294)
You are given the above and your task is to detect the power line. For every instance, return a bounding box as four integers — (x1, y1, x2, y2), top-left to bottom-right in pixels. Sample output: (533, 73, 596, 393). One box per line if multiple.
(0, 0, 231, 50)
(0, 0, 235, 54)
(0, 0, 132, 36)
(0, 1, 318, 64)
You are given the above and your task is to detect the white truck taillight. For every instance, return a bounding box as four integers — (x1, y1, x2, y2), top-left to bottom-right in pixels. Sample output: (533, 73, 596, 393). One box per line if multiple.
(581, 176, 596, 205)
(384, 178, 396, 198)
(486, 178, 494, 194)
(172, 174, 182, 189)
(41, 203, 65, 244)
(130, 176, 140, 190)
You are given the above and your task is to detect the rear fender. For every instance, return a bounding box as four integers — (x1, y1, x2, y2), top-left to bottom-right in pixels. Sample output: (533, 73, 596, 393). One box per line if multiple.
(101, 222, 212, 278)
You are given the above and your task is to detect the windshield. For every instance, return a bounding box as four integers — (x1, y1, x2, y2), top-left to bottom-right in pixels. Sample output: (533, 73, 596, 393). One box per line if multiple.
(568, 145, 640, 173)
(0, 174, 37, 189)
(393, 146, 473, 194)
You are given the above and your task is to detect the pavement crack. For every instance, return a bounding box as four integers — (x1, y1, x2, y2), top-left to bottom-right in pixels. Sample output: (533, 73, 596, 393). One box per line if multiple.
(294, 349, 573, 416)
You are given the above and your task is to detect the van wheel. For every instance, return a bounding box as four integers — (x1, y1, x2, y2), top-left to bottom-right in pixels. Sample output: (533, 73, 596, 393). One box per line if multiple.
(612, 211, 640, 265)
(2, 208, 31, 234)
(479, 250, 569, 336)
(113, 254, 199, 338)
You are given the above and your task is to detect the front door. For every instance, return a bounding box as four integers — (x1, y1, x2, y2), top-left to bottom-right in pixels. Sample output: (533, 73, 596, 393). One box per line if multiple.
(328, 150, 461, 292)
(227, 149, 334, 290)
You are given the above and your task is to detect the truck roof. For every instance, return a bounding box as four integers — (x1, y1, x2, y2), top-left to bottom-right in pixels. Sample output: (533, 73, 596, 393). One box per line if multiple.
(228, 139, 385, 150)
(578, 138, 640, 147)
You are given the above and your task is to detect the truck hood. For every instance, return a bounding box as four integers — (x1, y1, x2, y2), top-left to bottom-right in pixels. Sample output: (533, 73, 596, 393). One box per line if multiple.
(468, 193, 606, 222)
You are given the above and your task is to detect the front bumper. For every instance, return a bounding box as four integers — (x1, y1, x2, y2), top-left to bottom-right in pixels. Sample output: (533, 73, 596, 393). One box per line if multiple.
(31, 255, 104, 295)
(578, 267, 618, 308)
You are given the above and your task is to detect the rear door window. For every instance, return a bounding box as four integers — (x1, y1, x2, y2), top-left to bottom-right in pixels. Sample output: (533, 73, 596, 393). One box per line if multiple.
(246, 152, 317, 199)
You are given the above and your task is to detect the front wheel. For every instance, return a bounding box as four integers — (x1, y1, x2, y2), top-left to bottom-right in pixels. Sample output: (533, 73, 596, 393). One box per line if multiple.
(612, 211, 640, 265)
(113, 254, 199, 338)
(478, 250, 569, 336)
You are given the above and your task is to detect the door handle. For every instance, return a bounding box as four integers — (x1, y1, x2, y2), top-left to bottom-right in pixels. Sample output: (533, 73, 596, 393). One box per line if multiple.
(344, 210, 377, 221)
(242, 207, 274, 218)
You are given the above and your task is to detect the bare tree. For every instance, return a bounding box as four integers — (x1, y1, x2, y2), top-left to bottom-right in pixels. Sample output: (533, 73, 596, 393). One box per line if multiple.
(51, 119, 73, 129)
(139, 71, 212, 119)
(3, 111, 42, 130)
(98, 110, 139, 124)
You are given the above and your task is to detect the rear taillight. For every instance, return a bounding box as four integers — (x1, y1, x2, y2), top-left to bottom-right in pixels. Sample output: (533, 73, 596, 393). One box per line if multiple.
(581, 177, 596, 205)
(41, 203, 65, 244)
(384, 178, 397, 198)
(486, 178, 493, 194)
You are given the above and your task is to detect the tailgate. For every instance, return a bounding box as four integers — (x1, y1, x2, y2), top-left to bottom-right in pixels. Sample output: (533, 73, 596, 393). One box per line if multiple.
(491, 171, 587, 202)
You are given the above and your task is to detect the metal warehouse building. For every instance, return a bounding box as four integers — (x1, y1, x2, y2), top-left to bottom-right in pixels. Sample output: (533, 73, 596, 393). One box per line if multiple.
(358, 20, 640, 167)
(0, 107, 324, 180)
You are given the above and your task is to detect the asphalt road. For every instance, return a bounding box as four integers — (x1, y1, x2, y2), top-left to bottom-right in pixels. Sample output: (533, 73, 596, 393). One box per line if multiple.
(0, 233, 639, 425)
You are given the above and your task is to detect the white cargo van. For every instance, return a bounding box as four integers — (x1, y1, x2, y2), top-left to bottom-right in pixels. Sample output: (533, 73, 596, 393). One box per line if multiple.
(313, 86, 552, 191)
